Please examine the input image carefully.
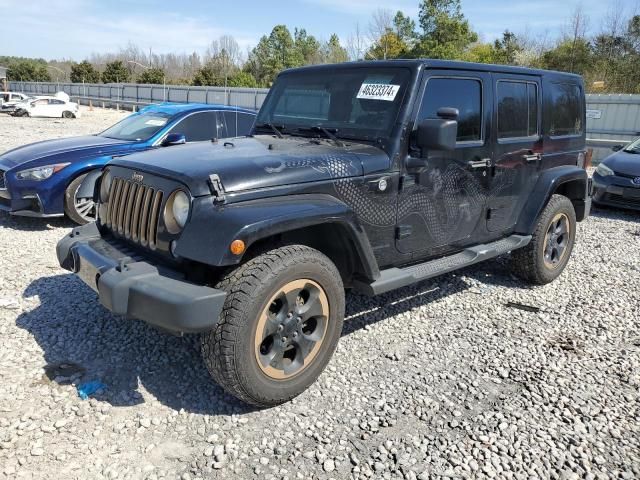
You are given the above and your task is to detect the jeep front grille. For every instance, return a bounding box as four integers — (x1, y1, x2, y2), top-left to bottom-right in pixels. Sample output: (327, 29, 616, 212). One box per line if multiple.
(0, 170, 6, 189)
(103, 177, 163, 249)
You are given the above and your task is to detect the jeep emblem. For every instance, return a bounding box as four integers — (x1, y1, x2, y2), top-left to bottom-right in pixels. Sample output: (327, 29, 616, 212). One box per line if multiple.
(131, 172, 144, 183)
(633, 177, 640, 186)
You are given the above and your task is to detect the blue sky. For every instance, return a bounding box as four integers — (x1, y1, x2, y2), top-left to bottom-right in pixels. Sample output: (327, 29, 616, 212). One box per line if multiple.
(0, 0, 636, 60)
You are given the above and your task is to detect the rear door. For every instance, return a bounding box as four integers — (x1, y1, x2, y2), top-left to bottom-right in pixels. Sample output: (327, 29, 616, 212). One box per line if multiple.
(397, 70, 493, 257)
(487, 74, 542, 233)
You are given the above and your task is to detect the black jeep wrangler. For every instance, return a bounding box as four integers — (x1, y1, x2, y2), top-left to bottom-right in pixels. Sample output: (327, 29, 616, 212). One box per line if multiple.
(57, 60, 591, 407)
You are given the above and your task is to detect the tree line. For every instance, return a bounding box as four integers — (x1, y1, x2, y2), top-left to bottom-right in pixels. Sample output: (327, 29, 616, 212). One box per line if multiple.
(4, 0, 639, 93)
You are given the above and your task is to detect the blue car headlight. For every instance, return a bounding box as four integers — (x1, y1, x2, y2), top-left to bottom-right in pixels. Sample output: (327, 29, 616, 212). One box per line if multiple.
(16, 163, 70, 181)
(595, 163, 614, 177)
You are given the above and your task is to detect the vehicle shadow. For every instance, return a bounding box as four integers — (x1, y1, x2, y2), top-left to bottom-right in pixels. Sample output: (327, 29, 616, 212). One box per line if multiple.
(0, 211, 75, 232)
(590, 204, 640, 223)
(17, 258, 528, 414)
(16, 273, 256, 415)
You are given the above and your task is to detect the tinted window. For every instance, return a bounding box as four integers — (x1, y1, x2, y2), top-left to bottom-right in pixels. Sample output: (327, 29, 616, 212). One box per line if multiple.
(171, 111, 218, 142)
(419, 78, 482, 142)
(497, 81, 538, 139)
(223, 111, 255, 137)
(547, 83, 583, 136)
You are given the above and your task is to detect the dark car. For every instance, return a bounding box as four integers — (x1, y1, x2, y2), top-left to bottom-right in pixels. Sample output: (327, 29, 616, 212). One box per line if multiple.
(0, 103, 256, 223)
(592, 137, 640, 210)
(57, 60, 591, 407)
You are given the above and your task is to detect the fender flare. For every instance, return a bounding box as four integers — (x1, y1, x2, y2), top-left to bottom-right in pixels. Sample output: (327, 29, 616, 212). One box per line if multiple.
(515, 166, 589, 235)
(75, 168, 103, 198)
(175, 194, 380, 280)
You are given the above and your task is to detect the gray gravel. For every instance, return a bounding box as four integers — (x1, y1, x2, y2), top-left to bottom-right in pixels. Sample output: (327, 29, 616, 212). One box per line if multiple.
(1, 110, 639, 480)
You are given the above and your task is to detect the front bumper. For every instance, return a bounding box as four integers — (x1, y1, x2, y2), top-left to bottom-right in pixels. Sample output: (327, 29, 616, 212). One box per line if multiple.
(0, 188, 63, 217)
(56, 223, 226, 333)
(593, 173, 640, 211)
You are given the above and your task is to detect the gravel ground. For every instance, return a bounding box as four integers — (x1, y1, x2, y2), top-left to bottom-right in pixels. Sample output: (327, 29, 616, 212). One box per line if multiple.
(0, 109, 639, 480)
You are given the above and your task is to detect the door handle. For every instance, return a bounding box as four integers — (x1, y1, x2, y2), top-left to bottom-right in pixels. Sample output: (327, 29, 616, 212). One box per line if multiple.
(467, 158, 490, 169)
(523, 153, 541, 163)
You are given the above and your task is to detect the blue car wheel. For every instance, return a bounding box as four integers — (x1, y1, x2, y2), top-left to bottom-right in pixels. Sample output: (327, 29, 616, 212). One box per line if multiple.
(64, 173, 97, 224)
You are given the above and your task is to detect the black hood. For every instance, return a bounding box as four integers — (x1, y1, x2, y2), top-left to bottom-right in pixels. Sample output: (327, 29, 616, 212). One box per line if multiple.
(603, 149, 640, 177)
(109, 136, 389, 196)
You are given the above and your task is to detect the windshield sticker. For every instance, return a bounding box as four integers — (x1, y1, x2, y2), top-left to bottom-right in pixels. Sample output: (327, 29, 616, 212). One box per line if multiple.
(357, 83, 400, 101)
(144, 119, 167, 126)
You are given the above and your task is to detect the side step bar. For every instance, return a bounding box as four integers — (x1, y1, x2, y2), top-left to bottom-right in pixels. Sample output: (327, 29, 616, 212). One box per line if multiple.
(355, 235, 532, 296)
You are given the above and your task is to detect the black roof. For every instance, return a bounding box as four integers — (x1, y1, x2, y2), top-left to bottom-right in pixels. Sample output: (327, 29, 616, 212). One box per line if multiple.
(283, 59, 582, 80)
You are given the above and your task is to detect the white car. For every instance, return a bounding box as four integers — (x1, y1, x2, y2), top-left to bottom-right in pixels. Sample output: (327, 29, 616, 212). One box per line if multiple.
(0, 92, 31, 112)
(12, 92, 81, 119)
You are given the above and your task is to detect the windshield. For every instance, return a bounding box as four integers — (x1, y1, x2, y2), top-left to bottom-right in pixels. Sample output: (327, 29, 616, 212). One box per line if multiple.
(99, 112, 172, 141)
(624, 137, 640, 153)
(255, 67, 411, 141)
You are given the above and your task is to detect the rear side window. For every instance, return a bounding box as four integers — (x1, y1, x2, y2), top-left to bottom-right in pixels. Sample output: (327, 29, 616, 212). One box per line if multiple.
(497, 81, 538, 139)
(547, 83, 583, 137)
(222, 111, 255, 137)
(419, 78, 482, 142)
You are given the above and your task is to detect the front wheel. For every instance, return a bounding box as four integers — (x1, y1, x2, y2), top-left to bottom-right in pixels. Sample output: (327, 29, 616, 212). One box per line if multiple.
(510, 194, 577, 285)
(62, 111, 75, 119)
(64, 173, 97, 225)
(202, 245, 345, 407)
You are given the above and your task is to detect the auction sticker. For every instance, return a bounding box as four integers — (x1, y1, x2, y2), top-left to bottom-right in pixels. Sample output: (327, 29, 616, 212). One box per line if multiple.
(357, 83, 400, 101)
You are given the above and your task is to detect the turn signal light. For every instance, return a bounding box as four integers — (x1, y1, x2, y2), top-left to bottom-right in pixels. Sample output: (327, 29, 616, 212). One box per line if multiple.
(230, 240, 246, 255)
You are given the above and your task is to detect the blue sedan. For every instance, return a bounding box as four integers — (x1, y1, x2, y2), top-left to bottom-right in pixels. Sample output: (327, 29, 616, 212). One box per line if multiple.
(0, 103, 256, 224)
(593, 137, 640, 211)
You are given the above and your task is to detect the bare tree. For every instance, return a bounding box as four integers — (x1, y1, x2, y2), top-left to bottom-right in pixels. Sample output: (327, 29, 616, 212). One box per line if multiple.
(368, 8, 394, 59)
(347, 22, 368, 61)
(565, 5, 590, 71)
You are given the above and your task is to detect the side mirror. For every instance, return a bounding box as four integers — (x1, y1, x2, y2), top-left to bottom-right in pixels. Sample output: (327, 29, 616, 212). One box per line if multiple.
(162, 133, 186, 147)
(415, 107, 459, 157)
(611, 144, 624, 152)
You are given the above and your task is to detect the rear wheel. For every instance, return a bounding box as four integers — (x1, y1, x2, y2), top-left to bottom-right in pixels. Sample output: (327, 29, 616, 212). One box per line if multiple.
(64, 173, 96, 225)
(201, 245, 345, 407)
(510, 194, 576, 285)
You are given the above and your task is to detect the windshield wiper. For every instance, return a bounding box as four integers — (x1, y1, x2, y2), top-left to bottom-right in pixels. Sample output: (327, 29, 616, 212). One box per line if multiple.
(297, 126, 345, 147)
(623, 148, 640, 154)
(255, 123, 284, 138)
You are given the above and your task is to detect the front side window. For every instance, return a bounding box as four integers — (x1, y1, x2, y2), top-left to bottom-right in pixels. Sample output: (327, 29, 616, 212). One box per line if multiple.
(170, 111, 219, 142)
(497, 81, 538, 139)
(547, 83, 583, 137)
(418, 78, 483, 142)
(99, 112, 172, 141)
(256, 67, 411, 141)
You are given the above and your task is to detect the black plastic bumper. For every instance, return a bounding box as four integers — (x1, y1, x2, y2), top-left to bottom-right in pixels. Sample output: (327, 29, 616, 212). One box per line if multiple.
(56, 223, 226, 333)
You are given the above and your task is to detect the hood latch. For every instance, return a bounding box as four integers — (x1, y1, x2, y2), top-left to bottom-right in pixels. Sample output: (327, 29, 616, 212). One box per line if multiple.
(208, 174, 226, 203)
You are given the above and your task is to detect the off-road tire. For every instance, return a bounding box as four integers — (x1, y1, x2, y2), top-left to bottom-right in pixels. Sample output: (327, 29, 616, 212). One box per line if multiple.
(511, 194, 577, 285)
(201, 245, 345, 407)
(64, 173, 96, 225)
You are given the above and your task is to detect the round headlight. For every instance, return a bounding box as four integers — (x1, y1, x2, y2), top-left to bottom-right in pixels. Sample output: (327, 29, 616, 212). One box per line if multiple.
(100, 170, 112, 202)
(165, 190, 190, 233)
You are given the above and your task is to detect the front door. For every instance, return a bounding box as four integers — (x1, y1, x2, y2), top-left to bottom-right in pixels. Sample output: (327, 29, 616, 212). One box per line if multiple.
(487, 74, 542, 232)
(396, 71, 493, 258)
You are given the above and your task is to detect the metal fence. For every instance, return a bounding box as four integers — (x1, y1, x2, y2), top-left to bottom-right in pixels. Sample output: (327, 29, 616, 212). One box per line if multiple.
(585, 94, 640, 161)
(7, 81, 640, 162)
(8, 81, 270, 111)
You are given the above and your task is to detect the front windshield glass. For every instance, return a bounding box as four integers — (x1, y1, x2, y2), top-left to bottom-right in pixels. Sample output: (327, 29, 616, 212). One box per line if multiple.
(99, 112, 172, 141)
(624, 137, 640, 153)
(256, 67, 411, 141)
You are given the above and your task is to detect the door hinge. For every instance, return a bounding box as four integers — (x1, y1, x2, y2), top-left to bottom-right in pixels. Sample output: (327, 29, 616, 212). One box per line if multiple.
(208, 174, 226, 203)
(396, 225, 413, 240)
